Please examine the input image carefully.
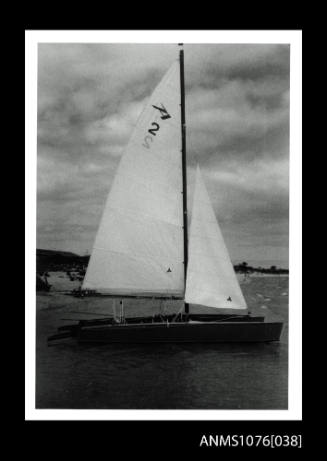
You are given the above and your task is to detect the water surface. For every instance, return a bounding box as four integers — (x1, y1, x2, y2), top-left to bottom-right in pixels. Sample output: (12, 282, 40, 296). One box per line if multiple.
(36, 275, 288, 409)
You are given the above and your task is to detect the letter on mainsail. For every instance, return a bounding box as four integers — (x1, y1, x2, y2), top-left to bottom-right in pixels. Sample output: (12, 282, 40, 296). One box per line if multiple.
(83, 61, 184, 296)
(185, 166, 247, 309)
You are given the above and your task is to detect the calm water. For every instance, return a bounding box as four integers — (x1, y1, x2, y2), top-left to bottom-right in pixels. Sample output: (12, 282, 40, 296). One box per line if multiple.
(36, 276, 288, 409)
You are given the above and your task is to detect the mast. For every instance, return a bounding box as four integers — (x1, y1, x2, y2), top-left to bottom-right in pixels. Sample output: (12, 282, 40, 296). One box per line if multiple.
(179, 44, 189, 315)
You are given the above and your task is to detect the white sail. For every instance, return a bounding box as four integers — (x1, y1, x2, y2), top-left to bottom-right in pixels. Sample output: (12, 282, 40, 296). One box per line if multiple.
(83, 61, 184, 296)
(185, 166, 247, 309)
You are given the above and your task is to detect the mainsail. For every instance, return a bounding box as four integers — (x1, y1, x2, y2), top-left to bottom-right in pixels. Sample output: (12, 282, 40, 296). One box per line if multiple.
(185, 166, 247, 309)
(83, 61, 184, 296)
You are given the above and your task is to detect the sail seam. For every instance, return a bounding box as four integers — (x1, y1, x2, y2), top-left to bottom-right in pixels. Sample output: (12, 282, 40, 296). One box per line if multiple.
(186, 265, 238, 278)
(103, 203, 184, 229)
(120, 146, 181, 171)
(114, 171, 183, 199)
(119, 140, 181, 168)
(185, 283, 246, 301)
(190, 217, 221, 225)
(153, 77, 181, 95)
(189, 234, 228, 242)
(91, 246, 184, 267)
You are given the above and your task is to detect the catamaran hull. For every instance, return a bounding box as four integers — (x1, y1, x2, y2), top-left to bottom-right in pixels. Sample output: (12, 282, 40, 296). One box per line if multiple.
(77, 321, 283, 343)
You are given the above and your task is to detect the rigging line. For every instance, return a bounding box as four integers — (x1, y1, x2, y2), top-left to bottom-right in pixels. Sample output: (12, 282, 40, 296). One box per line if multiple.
(172, 303, 185, 323)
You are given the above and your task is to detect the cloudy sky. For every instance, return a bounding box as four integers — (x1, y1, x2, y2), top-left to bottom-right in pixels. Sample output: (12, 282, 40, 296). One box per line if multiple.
(37, 43, 289, 268)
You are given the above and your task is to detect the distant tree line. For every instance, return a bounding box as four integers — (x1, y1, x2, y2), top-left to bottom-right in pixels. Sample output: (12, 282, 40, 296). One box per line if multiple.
(36, 250, 289, 276)
(233, 261, 289, 274)
(37, 249, 90, 274)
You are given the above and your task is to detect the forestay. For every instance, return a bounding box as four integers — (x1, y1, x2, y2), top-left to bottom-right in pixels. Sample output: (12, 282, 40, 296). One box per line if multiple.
(185, 166, 247, 309)
(83, 61, 184, 296)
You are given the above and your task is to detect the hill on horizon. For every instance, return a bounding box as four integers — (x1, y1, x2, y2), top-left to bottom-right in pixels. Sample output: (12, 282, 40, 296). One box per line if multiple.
(37, 248, 82, 257)
(37, 248, 89, 273)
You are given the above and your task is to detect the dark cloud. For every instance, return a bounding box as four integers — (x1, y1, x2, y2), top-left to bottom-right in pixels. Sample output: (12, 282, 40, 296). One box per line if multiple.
(37, 43, 289, 267)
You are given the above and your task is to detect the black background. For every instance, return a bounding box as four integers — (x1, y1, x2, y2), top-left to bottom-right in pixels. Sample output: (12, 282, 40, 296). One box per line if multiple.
(23, 21, 304, 454)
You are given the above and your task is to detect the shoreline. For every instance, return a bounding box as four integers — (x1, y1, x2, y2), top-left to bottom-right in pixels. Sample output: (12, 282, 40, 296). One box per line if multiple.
(237, 272, 289, 278)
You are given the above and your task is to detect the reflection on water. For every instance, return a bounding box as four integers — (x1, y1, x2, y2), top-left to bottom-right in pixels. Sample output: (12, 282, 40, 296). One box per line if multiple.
(36, 277, 288, 409)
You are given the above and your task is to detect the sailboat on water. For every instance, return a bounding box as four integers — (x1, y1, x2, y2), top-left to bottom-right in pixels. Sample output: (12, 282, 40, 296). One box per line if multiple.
(48, 47, 283, 344)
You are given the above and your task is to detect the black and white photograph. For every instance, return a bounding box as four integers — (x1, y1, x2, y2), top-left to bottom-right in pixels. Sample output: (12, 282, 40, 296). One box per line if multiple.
(26, 31, 301, 417)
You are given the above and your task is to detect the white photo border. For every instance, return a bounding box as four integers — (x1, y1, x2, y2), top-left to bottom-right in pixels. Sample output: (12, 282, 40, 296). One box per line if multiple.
(25, 29, 302, 421)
